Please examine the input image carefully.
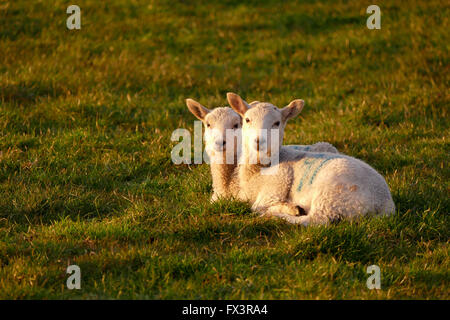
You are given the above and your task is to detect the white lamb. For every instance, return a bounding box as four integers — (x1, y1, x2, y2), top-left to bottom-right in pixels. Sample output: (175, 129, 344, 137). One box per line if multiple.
(226, 92, 395, 225)
(185, 98, 339, 203)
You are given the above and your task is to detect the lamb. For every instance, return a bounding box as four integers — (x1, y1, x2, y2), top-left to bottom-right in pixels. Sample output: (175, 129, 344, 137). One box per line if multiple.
(185, 98, 339, 202)
(226, 92, 395, 225)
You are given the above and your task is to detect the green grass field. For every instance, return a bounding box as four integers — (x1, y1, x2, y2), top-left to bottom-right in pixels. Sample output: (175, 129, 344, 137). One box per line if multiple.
(0, 0, 448, 299)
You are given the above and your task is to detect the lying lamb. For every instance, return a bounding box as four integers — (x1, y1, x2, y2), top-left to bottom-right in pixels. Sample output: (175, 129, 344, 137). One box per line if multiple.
(226, 92, 395, 226)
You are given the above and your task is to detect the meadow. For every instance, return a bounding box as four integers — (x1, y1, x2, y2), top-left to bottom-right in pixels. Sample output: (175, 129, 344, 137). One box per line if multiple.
(0, 0, 448, 299)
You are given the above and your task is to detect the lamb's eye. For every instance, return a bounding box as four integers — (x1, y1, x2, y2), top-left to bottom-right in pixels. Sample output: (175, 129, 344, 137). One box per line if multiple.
(206, 123, 211, 128)
(233, 123, 239, 129)
(245, 118, 250, 123)
(273, 121, 280, 127)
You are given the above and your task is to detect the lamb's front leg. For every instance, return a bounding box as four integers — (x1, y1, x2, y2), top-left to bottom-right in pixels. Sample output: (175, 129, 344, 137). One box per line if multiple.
(259, 209, 326, 226)
(251, 194, 313, 225)
(273, 213, 331, 226)
(270, 213, 311, 226)
(252, 200, 310, 225)
(264, 202, 307, 216)
(252, 200, 305, 217)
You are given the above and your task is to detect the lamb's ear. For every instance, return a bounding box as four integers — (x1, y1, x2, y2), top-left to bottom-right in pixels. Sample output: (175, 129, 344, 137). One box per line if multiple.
(186, 99, 211, 121)
(281, 99, 304, 122)
(227, 92, 250, 117)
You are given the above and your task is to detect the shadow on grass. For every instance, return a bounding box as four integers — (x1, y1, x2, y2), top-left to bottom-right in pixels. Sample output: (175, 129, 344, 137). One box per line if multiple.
(277, 13, 361, 35)
(0, 83, 64, 106)
(171, 218, 289, 245)
(291, 210, 449, 264)
(0, 194, 128, 226)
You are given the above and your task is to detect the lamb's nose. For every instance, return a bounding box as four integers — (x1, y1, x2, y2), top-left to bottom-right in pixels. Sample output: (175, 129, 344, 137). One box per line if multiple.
(255, 137, 265, 145)
(255, 137, 265, 151)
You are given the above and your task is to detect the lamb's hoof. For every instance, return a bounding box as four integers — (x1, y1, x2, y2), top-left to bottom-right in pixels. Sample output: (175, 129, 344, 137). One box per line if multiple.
(296, 205, 307, 216)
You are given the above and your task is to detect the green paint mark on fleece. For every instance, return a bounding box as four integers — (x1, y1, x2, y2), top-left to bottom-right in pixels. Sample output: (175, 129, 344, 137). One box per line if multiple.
(297, 153, 343, 192)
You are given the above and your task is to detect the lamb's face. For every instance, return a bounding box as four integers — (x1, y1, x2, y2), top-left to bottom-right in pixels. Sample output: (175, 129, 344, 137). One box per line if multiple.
(203, 108, 241, 159)
(241, 103, 285, 163)
(185, 99, 241, 164)
(226, 93, 305, 165)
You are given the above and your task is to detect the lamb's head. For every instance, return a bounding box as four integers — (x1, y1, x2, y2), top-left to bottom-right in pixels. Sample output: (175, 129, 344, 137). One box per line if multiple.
(227, 92, 304, 164)
(186, 98, 241, 163)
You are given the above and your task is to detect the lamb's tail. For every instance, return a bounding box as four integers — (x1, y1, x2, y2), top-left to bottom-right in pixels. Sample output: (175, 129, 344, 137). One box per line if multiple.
(310, 142, 339, 154)
(378, 198, 396, 216)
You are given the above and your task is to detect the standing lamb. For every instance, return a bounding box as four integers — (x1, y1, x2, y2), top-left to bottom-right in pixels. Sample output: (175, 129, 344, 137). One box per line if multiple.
(226, 92, 395, 225)
(185, 98, 339, 202)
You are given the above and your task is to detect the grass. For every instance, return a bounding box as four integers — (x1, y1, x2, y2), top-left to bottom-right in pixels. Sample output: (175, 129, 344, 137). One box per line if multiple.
(0, 0, 448, 299)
